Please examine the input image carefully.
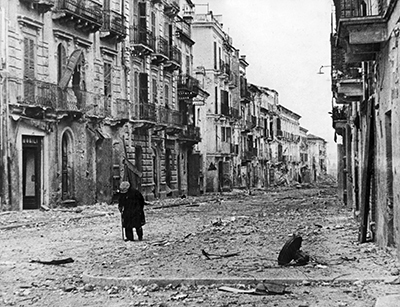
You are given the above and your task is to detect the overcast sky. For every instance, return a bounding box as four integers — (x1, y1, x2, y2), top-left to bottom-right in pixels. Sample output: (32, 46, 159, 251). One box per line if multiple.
(192, 0, 336, 166)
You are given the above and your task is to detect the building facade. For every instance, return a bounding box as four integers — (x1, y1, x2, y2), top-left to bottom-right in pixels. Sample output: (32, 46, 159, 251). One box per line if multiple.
(0, 0, 206, 210)
(331, 0, 400, 256)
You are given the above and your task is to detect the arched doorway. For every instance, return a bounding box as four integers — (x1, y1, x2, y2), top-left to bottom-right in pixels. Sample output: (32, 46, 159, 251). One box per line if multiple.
(61, 131, 74, 200)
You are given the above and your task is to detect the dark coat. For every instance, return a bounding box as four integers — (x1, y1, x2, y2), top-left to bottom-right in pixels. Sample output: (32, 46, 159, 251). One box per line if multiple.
(118, 187, 145, 229)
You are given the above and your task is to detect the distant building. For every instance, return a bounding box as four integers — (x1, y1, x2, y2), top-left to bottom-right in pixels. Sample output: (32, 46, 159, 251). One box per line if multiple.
(307, 134, 328, 182)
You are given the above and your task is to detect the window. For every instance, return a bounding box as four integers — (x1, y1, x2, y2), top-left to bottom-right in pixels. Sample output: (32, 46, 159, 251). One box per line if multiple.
(221, 127, 231, 143)
(104, 63, 112, 97)
(24, 37, 35, 98)
(186, 55, 190, 75)
(152, 78, 157, 103)
(151, 11, 156, 32)
(138, 1, 146, 29)
(215, 86, 218, 114)
(139, 73, 148, 104)
(164, 84, 169, 106)
(134, 71, 139, 103)
(57, 44, 66, 83)
(104, 62, 112, 115)
(213, 41, 217, 69)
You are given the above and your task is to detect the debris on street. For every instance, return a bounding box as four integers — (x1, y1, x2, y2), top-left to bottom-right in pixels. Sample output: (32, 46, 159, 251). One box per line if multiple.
(30, 257, 75, 265)
(201, 249, 239, 260)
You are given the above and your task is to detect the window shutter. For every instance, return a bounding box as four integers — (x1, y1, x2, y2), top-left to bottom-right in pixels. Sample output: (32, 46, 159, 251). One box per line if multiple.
(24, 37, 35, 99)
(104, 63, 112, 97)
(138, 2, 146, 29)
(139, 73, 148, 104)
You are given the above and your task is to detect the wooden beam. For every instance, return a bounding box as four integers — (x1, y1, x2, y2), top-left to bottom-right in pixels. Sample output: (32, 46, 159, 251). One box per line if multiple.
(359, 97, 374, 243)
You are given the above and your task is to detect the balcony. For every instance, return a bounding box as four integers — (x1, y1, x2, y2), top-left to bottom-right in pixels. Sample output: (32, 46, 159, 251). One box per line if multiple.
(219, 60, 230, 79)
(7, 78, 106, 119)
(20, 0, 54, 13)
(156, 106, 183, 135)
(176, 18, 194, 46)
(242, 149, 256, 162)
(53, 0, 103, 33)
(151, 36, 169, 65)
(240, 76, 251, 103)
(333, 0, 390, 61)
(178, 74, 200, 99)
(8, 78, 133, 121)
(165, 45, 181, 71)
(131, 102, 157, 127)
(115, 98, 130, 121)
(251, 115, 257, 128)
(101, 10, 126, 41)
(221, 102, 230, 117)
(229, 72, 238, 88)
(180, 125, 201, 143)
(331, 34, 364, 103)
(164, 0, 180, 18)
(332, 105, 348, 135)
(129, 26, 155, 56)
(242, 117, 253, 132)
(230, 107, 240, 119)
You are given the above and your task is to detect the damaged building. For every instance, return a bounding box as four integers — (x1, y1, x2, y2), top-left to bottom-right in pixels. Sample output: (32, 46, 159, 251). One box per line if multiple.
(0, 1, 328, 211)
(331, 0, 400, 256)
(0, 0, 208, 210)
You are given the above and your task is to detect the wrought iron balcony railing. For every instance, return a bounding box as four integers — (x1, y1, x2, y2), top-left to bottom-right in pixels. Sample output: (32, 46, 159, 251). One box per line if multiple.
(156, 36, 170, 58)
(169, 45, 182, 64)
(251, 115, 257, 128)
(115, 98, 130, 120)
(332, 106, 347, 121)
(157, 106, 183, 127)
(219, 60, 230, 75)
(164, 0, 180, 17)
(11, 78, 130, 119)
(181, 125, 201, 141)
(17, 78, 87, 112)
(176, 18, 191, 39)
(20, 0, 54, 13)
(56, 0, 103, 31)
(230, 107, 240, 119)
(178, 74, 199, 90)
(130, 26, 155, 51)
(221, 103, 230, 117)
(177, 74, 200, 98)
(102, 10, 126, 38)
(333, 0, 385, 24)
(132, 102, 157, 122)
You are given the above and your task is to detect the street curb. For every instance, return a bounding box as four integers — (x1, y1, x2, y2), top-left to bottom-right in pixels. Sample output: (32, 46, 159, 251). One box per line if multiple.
(82, 273, 388, 287)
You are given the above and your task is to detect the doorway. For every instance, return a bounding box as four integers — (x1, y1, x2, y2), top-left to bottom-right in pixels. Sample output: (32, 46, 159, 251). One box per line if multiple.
(22, 136, 42, 209)
(61, 132, 74, 200)
(385, 111, 394, 245)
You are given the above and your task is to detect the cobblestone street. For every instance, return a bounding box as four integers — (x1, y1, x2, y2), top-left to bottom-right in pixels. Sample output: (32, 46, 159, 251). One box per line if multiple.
(1, 184, 399, 306)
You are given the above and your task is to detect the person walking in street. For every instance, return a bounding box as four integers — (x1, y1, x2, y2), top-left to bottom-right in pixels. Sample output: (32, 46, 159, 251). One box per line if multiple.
(118, 181, 146, 241)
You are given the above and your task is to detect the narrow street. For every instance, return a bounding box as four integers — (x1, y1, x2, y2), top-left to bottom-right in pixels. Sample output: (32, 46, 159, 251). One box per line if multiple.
(1, 183, 399, 307)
